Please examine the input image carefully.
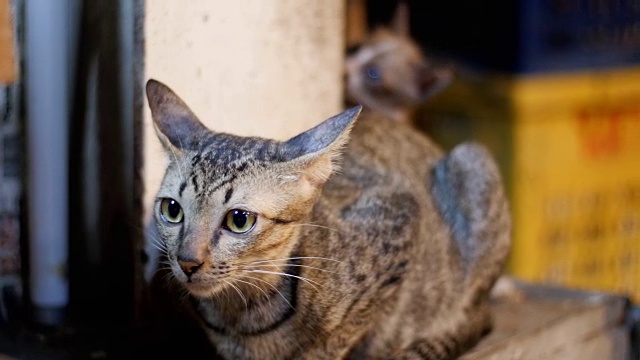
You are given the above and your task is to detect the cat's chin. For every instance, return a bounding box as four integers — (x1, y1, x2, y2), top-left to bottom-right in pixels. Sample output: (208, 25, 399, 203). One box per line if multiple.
(181, 281, 224, 298)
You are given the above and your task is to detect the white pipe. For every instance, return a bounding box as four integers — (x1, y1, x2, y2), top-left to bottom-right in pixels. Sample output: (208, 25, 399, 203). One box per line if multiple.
(25, 0, 71, 325)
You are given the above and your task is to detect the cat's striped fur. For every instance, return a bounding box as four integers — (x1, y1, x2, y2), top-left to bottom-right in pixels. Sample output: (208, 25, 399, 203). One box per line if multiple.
(146, 79, 511, 359)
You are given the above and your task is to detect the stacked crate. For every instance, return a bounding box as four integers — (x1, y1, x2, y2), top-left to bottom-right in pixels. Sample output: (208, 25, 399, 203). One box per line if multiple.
(417, 1, 640, 302)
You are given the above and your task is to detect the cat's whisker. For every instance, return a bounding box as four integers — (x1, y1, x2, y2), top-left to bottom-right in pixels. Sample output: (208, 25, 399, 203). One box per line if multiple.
(243, 269, 321, 291)
(208, 289, 224, 308)
(161, 270, 176, 284)
(157, 261, 172, 269)
(218, 285, 229, 303)
(266, 259, 280, 273)
(291, 223, 342, 233)
(228, 275, 271, 304)
(175, 282, 192, 305)
(148, 239, 168, 255)
(140, 231, 169, 257)
(236, 274, 294, 311)
(156, 265, 172, 273)
(124, 222, 169, 256)
(222, 279, 248, 310)
(153, 267, 170, 278)
(238, 263, 337, 274)
(237, 256, 345, 266)
(150, 235, 168, 250)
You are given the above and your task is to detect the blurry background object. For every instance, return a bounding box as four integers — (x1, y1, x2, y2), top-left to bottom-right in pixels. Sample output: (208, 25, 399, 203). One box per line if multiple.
(404, 0, 640, 304)
(24, 0, 75, 327)
(421, 68, 640, 302)
(0, 0, 21, 333)
(359, 1, 639, 356)
(346, 0, 367, 48)
(0, 0, 16, 84)
(345, 1, 452, 124)
(411, 0, 640, 74)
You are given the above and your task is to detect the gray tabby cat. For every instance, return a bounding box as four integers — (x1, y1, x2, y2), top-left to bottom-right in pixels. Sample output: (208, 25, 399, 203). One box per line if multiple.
(146, 78, 510, 359)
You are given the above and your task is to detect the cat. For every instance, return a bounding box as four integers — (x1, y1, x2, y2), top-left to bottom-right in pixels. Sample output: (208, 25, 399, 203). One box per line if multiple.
(345, 1, 452, 125)
(145, 78, 511, 359)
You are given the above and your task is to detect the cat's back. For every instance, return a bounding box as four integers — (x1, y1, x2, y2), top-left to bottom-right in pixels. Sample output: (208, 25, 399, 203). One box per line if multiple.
(315, 109, 446, 240)
(310, 110, 509, 359)
(339, 110, 443, 188)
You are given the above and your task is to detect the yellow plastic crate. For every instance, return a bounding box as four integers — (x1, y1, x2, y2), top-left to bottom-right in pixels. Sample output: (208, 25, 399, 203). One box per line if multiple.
(419, 67, 640, 302)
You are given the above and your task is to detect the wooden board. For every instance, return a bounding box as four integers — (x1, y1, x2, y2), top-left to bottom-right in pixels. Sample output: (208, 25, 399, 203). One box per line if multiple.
(346, 0, 367, 47)
(463, 279, 630, 360)
(0, 0, 16, 84)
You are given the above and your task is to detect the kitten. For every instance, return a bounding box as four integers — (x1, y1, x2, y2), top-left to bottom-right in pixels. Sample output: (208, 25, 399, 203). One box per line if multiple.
(146, 79, 510, 359)
(345, 2, 452, 124)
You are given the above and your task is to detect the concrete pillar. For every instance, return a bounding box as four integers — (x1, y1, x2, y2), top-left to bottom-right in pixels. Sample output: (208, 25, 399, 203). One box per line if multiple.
(143, 1, 346, 221)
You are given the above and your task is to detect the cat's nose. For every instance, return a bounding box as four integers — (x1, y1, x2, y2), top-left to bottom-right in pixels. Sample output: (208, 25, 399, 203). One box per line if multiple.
(178, 258, 204, 277)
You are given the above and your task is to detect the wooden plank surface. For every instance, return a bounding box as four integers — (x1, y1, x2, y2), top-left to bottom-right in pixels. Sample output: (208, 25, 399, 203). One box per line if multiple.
(0, 0, 16, 83)
(463, 280, 630, 360)
(346, 0, 367, 48)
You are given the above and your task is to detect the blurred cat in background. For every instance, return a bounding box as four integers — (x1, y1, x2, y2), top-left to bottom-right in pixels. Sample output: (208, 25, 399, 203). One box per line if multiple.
(345, 1, 453, 124)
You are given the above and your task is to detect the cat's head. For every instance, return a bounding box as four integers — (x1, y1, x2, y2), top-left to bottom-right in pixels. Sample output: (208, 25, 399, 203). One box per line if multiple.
(345, 2, 452, 122)
(146, 79, 361, 297)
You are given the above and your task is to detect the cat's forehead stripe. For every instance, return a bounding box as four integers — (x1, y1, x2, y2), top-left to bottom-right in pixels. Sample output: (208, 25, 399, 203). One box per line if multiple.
(224, 188, 233, 205)
(195, 133, 285, 164)
(179, 181, 187, 196)
(187, 161, 245, 205)
(183, 133, 287, 204)
(209, 173, 237, 197)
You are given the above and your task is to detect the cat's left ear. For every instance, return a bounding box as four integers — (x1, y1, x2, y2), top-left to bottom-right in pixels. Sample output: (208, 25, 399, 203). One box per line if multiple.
(391, 1, 410, 38)
(281, 105, 362, 186)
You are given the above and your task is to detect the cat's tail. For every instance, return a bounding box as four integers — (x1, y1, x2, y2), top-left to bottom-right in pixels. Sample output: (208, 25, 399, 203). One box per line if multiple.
(431, 142, 512, 308)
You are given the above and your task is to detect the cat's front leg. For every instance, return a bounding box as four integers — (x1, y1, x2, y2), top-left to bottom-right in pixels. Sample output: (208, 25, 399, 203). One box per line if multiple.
(295, 326, 371, 360)
(378, 338, 463, 360)
(376, 306, 493, 360)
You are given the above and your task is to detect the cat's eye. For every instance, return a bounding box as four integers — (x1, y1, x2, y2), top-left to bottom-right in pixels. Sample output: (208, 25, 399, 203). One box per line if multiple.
(364, 65, 382, 85)
(160, 198, 184, 224)
(223, 209, 257, 234)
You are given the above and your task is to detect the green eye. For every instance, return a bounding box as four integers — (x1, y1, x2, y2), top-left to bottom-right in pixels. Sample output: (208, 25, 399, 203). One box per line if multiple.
(160, 198, 184, 223)
(224, 209, 257, 234)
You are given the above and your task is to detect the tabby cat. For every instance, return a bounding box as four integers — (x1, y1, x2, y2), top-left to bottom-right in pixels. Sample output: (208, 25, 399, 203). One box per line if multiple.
(146, 78, 510, 359)
(345, 2, 452, 124)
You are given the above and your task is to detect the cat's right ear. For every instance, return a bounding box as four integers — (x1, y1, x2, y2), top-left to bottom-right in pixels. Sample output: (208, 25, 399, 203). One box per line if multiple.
(281, 105, 362, 186)
(146, 79, 210, 153)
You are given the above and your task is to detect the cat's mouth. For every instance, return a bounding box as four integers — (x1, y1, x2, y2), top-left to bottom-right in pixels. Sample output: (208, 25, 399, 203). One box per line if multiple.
(171, 266, 226, 297)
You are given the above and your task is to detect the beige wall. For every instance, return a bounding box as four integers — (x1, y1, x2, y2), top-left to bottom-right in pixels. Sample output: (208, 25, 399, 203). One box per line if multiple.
(143, 1, 346, 221)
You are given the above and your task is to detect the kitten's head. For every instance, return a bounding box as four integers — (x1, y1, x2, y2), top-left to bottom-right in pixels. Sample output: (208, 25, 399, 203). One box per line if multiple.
(345, 2, 452, 122)
(147, 79, 361, 297)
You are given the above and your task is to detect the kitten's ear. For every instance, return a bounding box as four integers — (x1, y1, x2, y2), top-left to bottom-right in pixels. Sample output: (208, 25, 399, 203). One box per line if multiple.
(391, 1, 410, 38)
(281, 105, 362, 185)
(146, 79, 210, 153)
(418, 65, 453, 100)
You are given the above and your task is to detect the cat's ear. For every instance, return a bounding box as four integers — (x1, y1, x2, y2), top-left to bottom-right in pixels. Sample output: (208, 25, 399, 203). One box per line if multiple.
(146, 79, 210, 153)
(391, 1, 410, 38)
(281, 105, 362, 185)
(417, 65, 453, 101)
